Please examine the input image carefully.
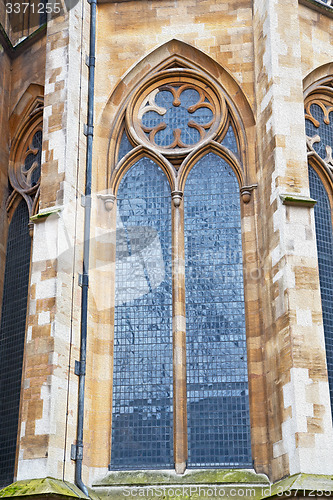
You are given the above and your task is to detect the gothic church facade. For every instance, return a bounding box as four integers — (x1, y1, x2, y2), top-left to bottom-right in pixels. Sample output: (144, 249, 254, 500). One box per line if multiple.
(1, 0, 333, 498)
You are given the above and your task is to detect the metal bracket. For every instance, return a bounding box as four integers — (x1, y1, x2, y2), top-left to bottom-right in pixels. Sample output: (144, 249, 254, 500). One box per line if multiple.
(85, 55, 95, 67)
(71, 443, 84, 460)
(71, 444, 77, 461)
(78, 273, 89, 288)
(81, 194, 91, 208)
(74, 360, 86, 376)
(83, 124, 94, 137)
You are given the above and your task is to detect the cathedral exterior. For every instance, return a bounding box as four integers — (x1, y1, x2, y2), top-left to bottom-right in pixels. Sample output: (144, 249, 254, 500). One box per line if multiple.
(1, 0, 333, 498)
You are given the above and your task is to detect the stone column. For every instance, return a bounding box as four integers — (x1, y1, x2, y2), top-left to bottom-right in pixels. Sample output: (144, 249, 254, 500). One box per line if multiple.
(253, 0, 333, 481)
(172, 195, 187, 474)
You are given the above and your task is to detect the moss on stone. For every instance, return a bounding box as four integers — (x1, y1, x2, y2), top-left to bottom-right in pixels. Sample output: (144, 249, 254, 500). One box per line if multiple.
(94, 469, 269, 487)
(280, 194, 316, 207)
(260, 473, 333, 499)
(0, 478, 89, 499)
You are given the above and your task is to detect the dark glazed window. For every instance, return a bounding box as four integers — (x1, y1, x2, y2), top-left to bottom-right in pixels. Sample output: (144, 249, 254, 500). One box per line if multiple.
(0, 200, 31, 487)
(110, 158, 173, 469)
(221, 124, 238, 156)
(184, 153, 251, 467)
(117, 130, 133, 164)
(309, 166, 333, 414)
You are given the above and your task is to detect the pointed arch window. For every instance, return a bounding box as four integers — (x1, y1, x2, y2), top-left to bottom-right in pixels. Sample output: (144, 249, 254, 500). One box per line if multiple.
(0, 117, 42, 487)
(305, 83, 333, 415)
(109, 67, 252, 471)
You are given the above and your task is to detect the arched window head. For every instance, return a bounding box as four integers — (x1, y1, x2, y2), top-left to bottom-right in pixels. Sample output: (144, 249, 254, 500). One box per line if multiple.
(109, 65, 250, 197)
(7, 98, 43, 230)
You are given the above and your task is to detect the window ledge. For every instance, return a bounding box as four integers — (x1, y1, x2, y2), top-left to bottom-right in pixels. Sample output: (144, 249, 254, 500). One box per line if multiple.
(94, 468, 269, 486)
(93, 470, 269, 500)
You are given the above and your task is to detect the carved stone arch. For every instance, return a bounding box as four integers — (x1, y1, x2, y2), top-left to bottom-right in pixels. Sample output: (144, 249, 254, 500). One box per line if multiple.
(303, 63, 333, 98)
(303, 69, 333, 175)
(7, 84, 44, 225)
(110, 146, 176, 196)
(177, 141, 245, 193)
(100, 39, 256, 191)
(9, 83, 44, 139)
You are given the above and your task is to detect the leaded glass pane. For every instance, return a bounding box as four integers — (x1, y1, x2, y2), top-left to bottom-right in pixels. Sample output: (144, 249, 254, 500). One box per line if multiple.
(221, 124, 238, 156)
(0, 201, 31, 487)
(117, 130, 133, 164)
(308, 166, 333, 415)
(184, 152, 251, 468)
(110, 158, 173, 469)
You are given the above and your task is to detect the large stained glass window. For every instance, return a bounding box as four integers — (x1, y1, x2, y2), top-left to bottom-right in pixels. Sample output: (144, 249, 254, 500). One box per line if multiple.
(308, 166, 333, 414)
(0, 201, 31, 487)
(110, 158, 173, 469)
(110, 68, 253, 471)
(184, 153, 251, 467)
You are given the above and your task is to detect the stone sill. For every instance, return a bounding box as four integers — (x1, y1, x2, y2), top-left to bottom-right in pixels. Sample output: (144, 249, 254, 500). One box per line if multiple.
(93, 469, 269, 500)
(94, 469, 269, 487)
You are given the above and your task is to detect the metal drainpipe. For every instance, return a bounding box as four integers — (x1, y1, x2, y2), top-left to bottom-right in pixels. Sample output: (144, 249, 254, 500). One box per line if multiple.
(74, 0, 96, 495)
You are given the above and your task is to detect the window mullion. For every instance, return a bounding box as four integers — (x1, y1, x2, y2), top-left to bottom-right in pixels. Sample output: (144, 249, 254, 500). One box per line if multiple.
(171, 198, 188, 474)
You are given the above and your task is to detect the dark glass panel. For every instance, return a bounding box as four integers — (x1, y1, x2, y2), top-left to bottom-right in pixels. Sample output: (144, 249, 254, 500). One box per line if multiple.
(110, 158, 173, 469)
(221, 124, 238, 156)
(117, 130, 133, 164)
(0, 200, 31, 487)
(184, 152, 251, 468)
(309, 166, 333, 416)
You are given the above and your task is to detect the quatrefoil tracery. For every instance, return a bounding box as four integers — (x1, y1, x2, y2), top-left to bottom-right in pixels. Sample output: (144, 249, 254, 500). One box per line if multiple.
(127, 71, 227, 159)
(139, 84, 215, 149)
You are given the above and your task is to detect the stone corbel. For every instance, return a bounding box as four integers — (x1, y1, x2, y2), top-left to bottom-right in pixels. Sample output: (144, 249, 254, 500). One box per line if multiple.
(240, 184, 257, 204)
(97, 193, 116, 211)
